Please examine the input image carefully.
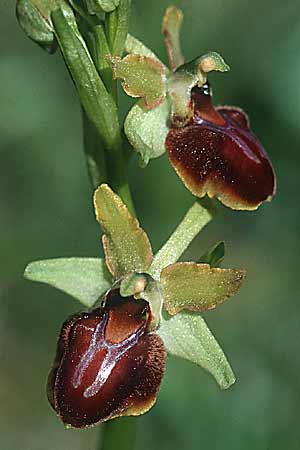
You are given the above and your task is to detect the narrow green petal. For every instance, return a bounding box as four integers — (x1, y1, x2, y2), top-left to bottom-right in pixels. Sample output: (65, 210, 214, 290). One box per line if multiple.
(150, 201, 212, 280)
(94, 184, 153, 279)
(161, 262, 246, 315)
(158, 310, 236, 389)
(24, 257, 112, 307)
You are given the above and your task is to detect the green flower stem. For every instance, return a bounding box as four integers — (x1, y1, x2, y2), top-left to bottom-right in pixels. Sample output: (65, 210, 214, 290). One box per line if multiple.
(98, 418, 137, 450)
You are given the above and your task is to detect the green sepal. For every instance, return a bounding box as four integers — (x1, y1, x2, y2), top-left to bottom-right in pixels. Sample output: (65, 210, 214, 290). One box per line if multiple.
(24, 258, 112, 307)
(94, 184, 153, 279)
(125, 34, 168, 71)
(199, 241, 225, 267)
(150, 201, 212, 280)
(16, 0, 58, 53)
(85, 0, 120, 14)
(158, 310, 236, 389)
(160, 262, 246, 315)
(124, 99, 169, 167)
(111, 54, 166, 109)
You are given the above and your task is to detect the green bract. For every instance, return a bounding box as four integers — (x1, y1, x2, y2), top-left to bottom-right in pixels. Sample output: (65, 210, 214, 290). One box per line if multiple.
(199, 241, 225, 267)
(51, 3, 120, 150)
(24, 183, 246, 389)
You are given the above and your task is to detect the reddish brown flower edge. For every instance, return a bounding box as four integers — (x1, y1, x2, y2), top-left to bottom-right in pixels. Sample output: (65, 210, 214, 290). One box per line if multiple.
(47, 288, 166, 428)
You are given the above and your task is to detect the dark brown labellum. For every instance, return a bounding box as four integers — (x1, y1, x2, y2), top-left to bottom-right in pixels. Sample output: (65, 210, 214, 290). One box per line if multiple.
(47, 289, 166, 428)
(166, 82, 276, 210)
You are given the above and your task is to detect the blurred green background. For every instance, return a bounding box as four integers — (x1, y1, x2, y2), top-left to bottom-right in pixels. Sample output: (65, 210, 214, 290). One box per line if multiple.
(1, 0, 300, 449)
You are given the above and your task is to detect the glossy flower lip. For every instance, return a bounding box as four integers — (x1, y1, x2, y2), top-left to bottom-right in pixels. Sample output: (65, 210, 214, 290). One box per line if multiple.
(166, 82, 276, 210)
(48, 288, 166, 428)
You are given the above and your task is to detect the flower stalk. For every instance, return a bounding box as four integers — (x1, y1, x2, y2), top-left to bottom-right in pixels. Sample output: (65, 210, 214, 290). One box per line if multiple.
(99, 417, 137, 450)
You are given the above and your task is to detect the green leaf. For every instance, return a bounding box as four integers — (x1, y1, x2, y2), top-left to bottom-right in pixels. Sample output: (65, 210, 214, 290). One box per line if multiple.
(160, 262, 246, 315)
(16, 0, 58, 53)
(158, 310, 236, 389)
(85, 0, 120, 13)
(161, 6, 184, 71)
(111, 54, 166, 109)
(199, 241, 225, 267)
(150, 201, 212, 280)
(94, 184, 153, 279)
(125, 34, 167, 71)
(124, 99, 169, 167)
(24, 258, 112, 307)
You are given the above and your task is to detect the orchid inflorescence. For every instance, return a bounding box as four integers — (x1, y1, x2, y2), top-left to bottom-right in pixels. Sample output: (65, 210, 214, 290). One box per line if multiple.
(17, 0, 276, 431)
